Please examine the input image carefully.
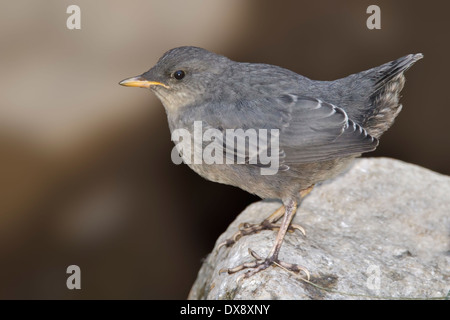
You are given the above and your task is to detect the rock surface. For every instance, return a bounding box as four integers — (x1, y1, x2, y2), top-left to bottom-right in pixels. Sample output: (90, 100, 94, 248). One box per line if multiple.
(188, 158, 449, 300)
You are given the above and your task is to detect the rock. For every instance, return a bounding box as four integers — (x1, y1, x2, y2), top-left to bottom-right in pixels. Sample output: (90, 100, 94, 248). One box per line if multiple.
(188, 158, 450, 300)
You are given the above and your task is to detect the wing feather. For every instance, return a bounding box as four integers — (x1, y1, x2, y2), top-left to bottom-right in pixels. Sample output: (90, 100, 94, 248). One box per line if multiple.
(193, 94, 378, 169)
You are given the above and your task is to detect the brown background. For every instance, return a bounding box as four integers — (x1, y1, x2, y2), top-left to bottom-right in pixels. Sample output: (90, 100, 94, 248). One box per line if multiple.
(0, 0, 448, 299)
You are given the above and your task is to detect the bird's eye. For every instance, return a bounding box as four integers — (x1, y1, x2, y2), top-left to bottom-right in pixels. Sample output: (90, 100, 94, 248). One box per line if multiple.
(173, 70, 185, 80)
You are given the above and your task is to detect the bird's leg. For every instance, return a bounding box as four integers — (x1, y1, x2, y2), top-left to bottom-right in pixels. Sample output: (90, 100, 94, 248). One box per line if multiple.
(220, 185, 314, 278)
(217, 205, 305, 250)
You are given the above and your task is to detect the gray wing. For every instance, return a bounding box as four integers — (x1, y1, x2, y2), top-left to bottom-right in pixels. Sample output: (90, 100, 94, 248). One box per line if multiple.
(279, 95, 378, 163)
(199, 94, 378, 168)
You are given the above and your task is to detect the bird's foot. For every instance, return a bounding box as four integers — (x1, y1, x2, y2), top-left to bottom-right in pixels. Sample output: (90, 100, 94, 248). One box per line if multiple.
(217, 221, 305, 250)
(219, 249, 310, 280)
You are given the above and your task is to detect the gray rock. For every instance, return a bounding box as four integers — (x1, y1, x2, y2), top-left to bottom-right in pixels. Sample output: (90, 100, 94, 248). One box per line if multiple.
(188, 158, 450, 300)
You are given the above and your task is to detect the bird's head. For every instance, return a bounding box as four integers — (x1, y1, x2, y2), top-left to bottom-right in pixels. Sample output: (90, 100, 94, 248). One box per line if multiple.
(119, 46, 231, 111)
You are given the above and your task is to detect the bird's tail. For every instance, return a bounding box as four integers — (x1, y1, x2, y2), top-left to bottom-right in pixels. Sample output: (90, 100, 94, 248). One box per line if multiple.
(371, 53, 423, 94)
(362, 53, 423, 138)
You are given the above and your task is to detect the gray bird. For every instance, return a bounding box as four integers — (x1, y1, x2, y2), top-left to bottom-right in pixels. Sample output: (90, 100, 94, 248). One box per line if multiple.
(119, 46, 422, 278)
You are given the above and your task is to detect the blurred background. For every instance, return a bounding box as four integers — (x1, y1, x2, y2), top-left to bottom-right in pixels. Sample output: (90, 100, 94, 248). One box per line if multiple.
(0, 0, 448, 299)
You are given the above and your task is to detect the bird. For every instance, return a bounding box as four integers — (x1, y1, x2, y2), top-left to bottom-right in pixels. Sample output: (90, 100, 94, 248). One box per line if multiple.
(119, 46, 422, 279)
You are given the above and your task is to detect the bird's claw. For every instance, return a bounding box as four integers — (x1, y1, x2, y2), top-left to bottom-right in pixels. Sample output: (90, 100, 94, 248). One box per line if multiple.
(289, 223, 306, 236)
(219, 248, 310, 280)
(217, 221, 305, 250)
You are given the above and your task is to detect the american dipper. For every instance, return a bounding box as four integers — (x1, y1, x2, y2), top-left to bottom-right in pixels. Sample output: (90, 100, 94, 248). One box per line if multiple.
(119, 46, 422, 278)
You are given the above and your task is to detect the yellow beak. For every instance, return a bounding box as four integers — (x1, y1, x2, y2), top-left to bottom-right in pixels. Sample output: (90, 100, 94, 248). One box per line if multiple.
(119, 76, 170, 89)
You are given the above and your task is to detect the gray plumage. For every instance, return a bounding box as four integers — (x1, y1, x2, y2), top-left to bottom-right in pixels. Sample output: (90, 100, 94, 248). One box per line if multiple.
(119, 46, 422, 277)
(125, 46, 421, 201)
